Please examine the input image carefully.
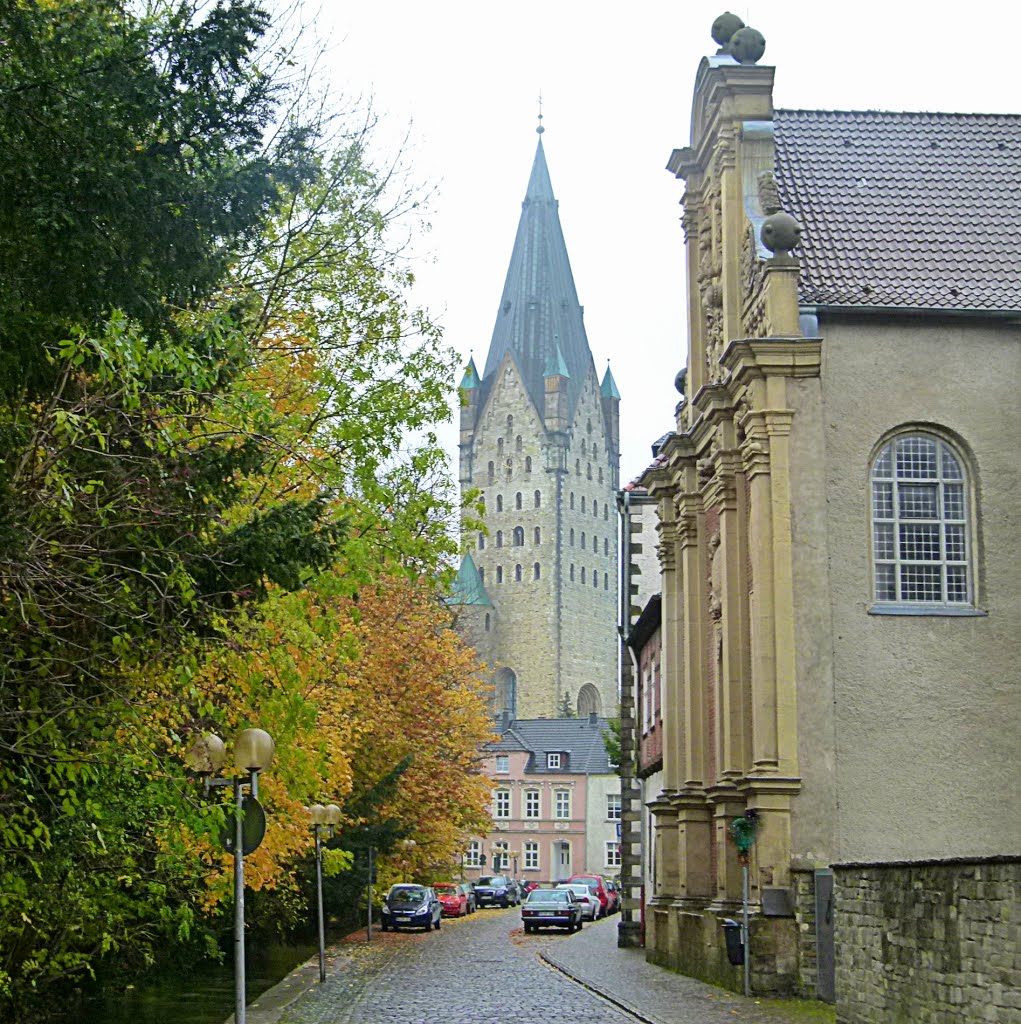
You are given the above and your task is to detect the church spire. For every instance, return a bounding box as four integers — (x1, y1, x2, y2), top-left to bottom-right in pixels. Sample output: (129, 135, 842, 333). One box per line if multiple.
(481, 127, 595, 421)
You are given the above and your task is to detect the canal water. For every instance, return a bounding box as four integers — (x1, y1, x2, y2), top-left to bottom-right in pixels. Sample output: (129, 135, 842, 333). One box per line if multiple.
(77, 942, 318, 1024)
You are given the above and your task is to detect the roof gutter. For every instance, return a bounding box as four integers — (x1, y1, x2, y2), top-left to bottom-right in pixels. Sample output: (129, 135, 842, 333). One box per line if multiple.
(802, 303, 1021, 322)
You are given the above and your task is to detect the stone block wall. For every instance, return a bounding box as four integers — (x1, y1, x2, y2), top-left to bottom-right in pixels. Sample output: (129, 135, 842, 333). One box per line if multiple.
(793, 869, 819, 998)
(834, 857, 1021, 1024)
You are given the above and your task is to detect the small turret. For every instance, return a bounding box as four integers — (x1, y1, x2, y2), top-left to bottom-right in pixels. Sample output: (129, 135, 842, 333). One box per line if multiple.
(543, 343, 570, 433)
(600, 362, 621, 489)
(459, 356, 481, 485)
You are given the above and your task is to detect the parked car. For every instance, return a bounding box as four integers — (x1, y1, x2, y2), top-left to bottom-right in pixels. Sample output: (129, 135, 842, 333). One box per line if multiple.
(566, 873, 611, 917)
(380, 884, 442, 931)
(522, 879, 551, 896)
(604, 879, 621, 914)
(555, 882, 599, 920)
(521, 888, 583, 933)
(433, 882, 468, 917)
(459, 881, 478, 913)
(474, 874, 521, 908)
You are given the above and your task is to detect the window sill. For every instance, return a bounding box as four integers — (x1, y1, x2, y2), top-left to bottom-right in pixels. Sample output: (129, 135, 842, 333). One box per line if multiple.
(868, 604, 987, 617)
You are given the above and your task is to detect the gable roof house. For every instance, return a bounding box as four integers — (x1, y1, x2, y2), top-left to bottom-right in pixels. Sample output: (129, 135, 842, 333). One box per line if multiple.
(638, 16, 1021, 1020)
(466, 715, 621, 885)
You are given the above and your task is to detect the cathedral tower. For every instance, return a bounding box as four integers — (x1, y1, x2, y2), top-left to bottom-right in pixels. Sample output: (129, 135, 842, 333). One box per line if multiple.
(455, 127, 620, 720)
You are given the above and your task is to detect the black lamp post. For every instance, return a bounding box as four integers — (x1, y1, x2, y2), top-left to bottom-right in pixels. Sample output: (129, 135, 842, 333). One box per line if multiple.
(184, 729, 275, 1024)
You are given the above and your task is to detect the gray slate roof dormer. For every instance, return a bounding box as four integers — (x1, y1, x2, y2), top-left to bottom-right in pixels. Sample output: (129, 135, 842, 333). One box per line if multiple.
(486, 716, 615, 774)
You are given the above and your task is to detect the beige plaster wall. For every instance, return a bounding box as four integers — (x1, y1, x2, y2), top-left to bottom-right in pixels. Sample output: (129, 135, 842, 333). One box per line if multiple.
(818, 316, 1021, 862)
(787, 374, 838, 868)
(585, 773, 623, 876)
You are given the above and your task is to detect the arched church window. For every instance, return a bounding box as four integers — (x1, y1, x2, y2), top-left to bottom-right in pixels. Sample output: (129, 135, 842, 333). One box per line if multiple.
(515, 492, 522, 510)
(488, 461, 495, 483)
(533, 562, 540, 580)
(534, 489, 541, 507)
(604, 538, 609, 556)
(570, 528, 575, 546)
(581, 497, 586, 513)
(577, 684, 601, 717)
(593, 535, 598, 553)
(525, 456, 532, 473)
(505, 459, 513, 480)
(598, 468, 603, 484)
(581, 531, 586, 548)
(586, 419, 592, 433)
(575, 459, 581, 475)
(496, 530, 503, 548)
(593, 501, 598, 518)
(496, 565, 503, 584)
(497, 437, 504, 455)
(478, 533, 485, 550)
(479, 568, 485, 583)
(604, 573, 609, 591)
(485, 613, 491, 631)
(513, 527, 524, 546)
(604, 505, 609, 521)
(592, 568, 598, 587)
(587, 464, 592, 480)
(593, 445, 598, 458)
(506, 415, 514, 431)
(515, 564, 522, 582)
(581, 567, 587, 584)
(570, 564, 575, 582)
(534, 527, 541, 544)
(516, 435, 523, 452)
(570, 493, 575, 510)
(496, 495, 503, 512)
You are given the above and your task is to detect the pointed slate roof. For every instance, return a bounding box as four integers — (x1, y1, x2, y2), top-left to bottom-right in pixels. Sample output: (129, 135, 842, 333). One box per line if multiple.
(487, 716, 614, 774)
(600, 364, 620, 399)
(447, 552, 492, 606)
(460, 356, 480, 391)
(482, 136, 596, 417)
(544, 341, 570, 379)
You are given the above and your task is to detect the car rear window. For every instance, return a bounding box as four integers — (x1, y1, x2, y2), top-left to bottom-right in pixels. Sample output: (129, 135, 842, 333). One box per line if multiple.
(527, 890, 568, 903)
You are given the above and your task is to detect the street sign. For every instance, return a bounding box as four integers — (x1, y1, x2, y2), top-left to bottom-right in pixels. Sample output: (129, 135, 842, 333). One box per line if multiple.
(220, 794, 267, 856)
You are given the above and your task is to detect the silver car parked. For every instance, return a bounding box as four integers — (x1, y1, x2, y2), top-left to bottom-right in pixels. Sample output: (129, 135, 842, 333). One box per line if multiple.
(554, 882, 599, 920)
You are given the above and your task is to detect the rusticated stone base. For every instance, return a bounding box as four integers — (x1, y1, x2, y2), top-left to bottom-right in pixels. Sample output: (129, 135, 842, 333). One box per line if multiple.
(644, 904, 799, 995)
(834, 856, 1021, 1024)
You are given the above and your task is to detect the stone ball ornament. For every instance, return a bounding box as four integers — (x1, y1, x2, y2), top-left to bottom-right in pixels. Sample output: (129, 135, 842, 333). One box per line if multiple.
(760, 211, 802, 255)
(729, 26, 766, 64)
(711, 11, 745, 50)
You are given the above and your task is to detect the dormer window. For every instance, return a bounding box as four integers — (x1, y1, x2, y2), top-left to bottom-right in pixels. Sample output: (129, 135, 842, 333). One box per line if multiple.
(546, 752, 561, 769)
(495, 755, 509, 773)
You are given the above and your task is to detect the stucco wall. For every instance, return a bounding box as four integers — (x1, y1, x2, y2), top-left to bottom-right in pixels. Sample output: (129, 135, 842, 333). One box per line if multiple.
(818, 316, 1021, 863)
(585, 773, 623, 876)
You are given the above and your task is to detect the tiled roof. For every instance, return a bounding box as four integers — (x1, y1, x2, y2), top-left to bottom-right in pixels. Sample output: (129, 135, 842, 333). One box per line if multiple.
(487, 717, 614, 774)
(773, 109, 1021, 311)
(447, 553, 492, 607)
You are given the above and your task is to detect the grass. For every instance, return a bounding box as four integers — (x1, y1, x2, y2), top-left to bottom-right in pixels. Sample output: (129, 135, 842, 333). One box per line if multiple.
(754, 996, 837, 1022)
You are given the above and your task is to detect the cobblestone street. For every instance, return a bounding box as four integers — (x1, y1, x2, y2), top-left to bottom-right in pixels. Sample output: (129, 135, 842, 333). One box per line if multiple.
(248, 907, 833, 1024)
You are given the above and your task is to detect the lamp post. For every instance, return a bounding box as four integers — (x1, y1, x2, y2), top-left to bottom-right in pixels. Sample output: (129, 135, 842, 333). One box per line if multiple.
(400, 838, 417, 879)
(308, 803, 341, 983)
(184, 729, 275, 1024)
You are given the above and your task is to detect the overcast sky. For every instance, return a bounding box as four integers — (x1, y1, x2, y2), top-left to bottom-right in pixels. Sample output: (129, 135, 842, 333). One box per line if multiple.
(308, 0, 1019, 485)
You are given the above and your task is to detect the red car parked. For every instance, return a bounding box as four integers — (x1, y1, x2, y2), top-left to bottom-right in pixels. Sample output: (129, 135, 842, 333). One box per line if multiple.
(432, 882, 468, 917)
(566, 873, 611, 917)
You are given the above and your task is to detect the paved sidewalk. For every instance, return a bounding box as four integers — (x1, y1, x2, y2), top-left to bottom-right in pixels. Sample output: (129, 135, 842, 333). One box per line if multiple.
(542, 916, 833, 1024)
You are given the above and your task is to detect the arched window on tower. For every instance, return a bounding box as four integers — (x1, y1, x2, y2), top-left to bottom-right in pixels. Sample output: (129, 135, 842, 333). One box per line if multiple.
(581, 531, 586, 548)
(593, 535, 598, 553)
(592, 568, 598, 587)
(593, 445, 598, 459)
(485, 613, 491, 631)
(593, 501, 598, 518)
(534, 526, 541, 544)
(570, 493, 575, 510)
(581, 567, 587, 584)
(534, 489, 541, 508)
(497, 437, 504, 455)
(488, 461, 495, 483)
(604, 538, 609, 556)
(604, 572, 609, 590)
(569, 528, 575, 546)
(598, 468, 603, 484)
(515, 564, 522, 582)
(587, 463, 592, 480)
(493, 667, 517, 718)
(496, 565, 503, 584)
(496, 494, 503, 512)
(533, 562, 540, 580)
(515, 492, 522, 510)
(525, 456, 532, 474)
(581, 497, 586, 513)
(478, 568, 485, 583)
(515, 435, 523, 452)
(575, 459, 581, 475)
(478, 533, 485, 550)
(506, 414, 514, 432)
(496, 530, 503, 548)
(604, 505, 609, 521)
(513, 526, 524, 546)
(569, 564, 575, 581)
(577, 684, 601, 718)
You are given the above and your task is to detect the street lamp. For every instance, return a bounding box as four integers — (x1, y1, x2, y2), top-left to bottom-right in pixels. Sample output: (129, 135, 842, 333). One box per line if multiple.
(308, 803, 341, 984)
(183, 728, 275, 1024)
(400, 838, 417, 879)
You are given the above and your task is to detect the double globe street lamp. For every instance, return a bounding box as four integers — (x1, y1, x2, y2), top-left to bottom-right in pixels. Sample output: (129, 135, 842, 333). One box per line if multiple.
(184, 728, 275, 1024)
(308, 802, 341, 983)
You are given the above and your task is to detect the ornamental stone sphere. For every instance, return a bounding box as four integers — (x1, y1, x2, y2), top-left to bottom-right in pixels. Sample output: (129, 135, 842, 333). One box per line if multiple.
(711, 12, 745, 49)
(675, 366, 688, 396)
(760, 211, 802, 255)
(729, 26, 766, 64)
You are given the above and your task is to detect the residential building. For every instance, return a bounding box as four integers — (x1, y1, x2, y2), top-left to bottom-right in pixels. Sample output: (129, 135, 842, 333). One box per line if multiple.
(465, 716, 620, 885)
(639, 15, 1021, 1022)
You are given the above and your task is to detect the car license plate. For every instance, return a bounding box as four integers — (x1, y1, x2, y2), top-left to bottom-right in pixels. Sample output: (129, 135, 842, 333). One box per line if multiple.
(539, 913, 556, 918)
(396, 916, 411, 922)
